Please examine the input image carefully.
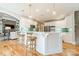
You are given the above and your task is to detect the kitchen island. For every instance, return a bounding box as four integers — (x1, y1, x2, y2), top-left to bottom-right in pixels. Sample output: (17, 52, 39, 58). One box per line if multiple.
(35, 32, 63, 55)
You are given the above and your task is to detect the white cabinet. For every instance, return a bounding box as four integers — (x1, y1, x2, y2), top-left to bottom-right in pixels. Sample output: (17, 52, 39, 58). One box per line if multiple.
(36, 32, 63, 55)
(45, 32, 62, 55)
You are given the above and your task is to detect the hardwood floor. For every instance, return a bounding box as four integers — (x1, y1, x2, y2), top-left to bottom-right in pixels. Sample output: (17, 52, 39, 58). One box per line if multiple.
(0, 40, 79, 56)
(0, 40, 26, 56)
(0, 40, 42, 56)
(48, 43, 79, 56)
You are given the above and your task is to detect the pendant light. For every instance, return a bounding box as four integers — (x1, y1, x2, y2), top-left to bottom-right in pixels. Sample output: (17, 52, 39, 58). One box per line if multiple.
(28, 3, 32, 18)
(52, 3, 56, 15)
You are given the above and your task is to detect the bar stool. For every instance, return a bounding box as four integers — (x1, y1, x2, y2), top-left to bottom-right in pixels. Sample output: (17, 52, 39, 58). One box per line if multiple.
(26, 33, 36, 55)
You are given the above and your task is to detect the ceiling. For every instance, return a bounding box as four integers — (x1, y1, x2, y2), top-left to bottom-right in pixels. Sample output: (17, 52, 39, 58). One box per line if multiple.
(0, 12, 17, 20)
(0, 3, 79, 22)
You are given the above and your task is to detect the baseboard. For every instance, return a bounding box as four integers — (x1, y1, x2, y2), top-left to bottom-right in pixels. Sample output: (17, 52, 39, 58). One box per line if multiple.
(63, 41, 76, 45)
(63, 41, 76, 46)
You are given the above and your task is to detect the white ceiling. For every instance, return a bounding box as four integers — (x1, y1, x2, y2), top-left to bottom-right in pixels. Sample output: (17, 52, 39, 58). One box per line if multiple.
(0, 3, 79, 22)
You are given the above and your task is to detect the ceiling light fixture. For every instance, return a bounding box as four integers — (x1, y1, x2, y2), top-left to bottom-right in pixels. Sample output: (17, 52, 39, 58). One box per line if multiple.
(52, 3, 56, 15)
(28, 3, 32, 19)
(36, 9, 40, 12)
(28, 15, 32, 18)
(46, 9, 50, 12)
(52, 11, 56, 15)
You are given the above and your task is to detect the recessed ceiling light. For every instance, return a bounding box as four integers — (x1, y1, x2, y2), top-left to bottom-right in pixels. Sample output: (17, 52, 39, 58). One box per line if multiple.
(28, 15, 32, 18)
(52, 11, 56, 15)
(35, 9, 40, 12)
(46, 9, 50, 12)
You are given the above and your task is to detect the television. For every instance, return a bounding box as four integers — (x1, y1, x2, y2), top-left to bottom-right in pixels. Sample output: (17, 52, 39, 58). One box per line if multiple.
(5, 24, 15, 29)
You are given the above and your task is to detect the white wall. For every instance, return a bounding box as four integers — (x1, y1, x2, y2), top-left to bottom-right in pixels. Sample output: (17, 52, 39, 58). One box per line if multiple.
(45, 21, 55, 26)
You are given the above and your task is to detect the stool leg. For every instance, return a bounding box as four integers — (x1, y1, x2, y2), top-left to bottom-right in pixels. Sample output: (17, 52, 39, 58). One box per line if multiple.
(26, 40, 27, 55)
